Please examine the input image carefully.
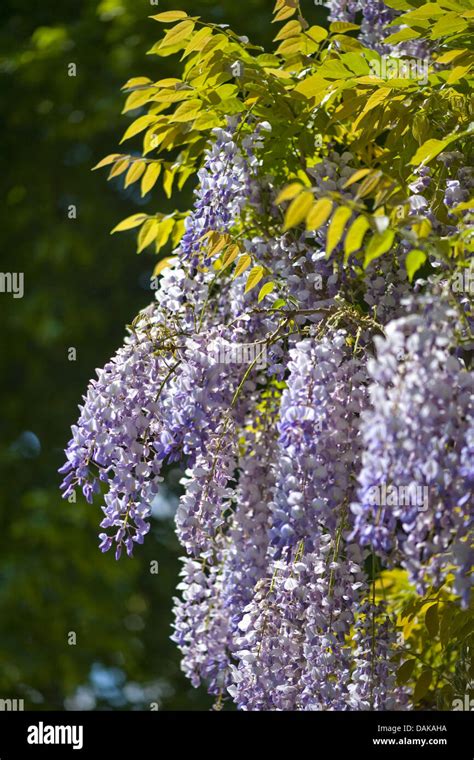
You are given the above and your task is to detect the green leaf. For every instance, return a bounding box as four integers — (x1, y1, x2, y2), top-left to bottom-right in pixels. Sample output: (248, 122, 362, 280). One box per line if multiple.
(414, 669, 432, 703)
(439, 606, 453, 647)
(111, 213, 148, 234)
(306, 198, 333, 231)
(326, 206, 352, 257)
(406, 249, 427, 282)
(245, 265, 264, 293)
(424, 603, 439, 637)
(364, 229, 395, 267)
(258, 281, 276, 302)
(283, 191, 314, 230)
(272, 298, 287, 310)
(344, 215, 370, 261)
(397, 659, 416, 685)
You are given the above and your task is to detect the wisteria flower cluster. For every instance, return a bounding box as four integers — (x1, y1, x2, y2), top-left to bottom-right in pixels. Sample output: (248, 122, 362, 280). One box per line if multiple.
(61, 0, 473, 711)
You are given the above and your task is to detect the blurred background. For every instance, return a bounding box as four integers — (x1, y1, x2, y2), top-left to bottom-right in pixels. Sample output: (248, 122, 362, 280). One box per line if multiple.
(0, 0, 325, 710)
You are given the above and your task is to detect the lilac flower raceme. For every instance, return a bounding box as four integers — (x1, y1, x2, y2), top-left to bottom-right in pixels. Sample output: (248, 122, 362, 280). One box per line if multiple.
(351, 296, 474, 604)
(270, 329, 368, 552)
(61, 89, 474, 711)
(229, 541, 409, 711)
(179, 119, 259, 269)
(59, 310, 175, 559)
(221, 424, 278, 632)
(171, 554, 232, 696)
(176, 416, 238, 558)
(347, 602, 409, 710)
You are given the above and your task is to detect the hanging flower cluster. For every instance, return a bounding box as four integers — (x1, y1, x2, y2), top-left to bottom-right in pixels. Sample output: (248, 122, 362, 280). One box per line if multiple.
(61, 0, 473, 710)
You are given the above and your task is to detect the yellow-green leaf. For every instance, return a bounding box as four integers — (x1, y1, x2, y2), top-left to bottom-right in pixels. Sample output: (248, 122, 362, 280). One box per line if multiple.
(122, 77, 153, 90)
(343, 168, 372, 189)
(276, 183, 303, 204)
(284, 190, 314, 230)
(273, 5, 296, 22)
(137, 219, 158, 253)
(160, 20, 195, 48)
(124, 160, 146, 188)
(221, 244, 240, 268)
(326, 206, 352, 257)
(152, 256, 178, 277)
(172, 218, 186, 247)
(274, 19, 301, 41)
(293, 73, 328, 98)
(306, 198, 333, 231)
(245, 265, 264, 293)
(384, 27, 420, 44)
(233, 254, 252, 279)
(258, 281, 276, 302)
(364, 229, 395, 267)
(111, 213, 147, 234)
(355, 171, 383, 199)
(344, 215, 370, 261)
(150, 11, 189, 22)
(431, 13, 467, 38)
(92, 154, 122, 171)
(208, 232, 231, 258)
(120, 115, 157, 143)
(329, 21, 360, 32)
(163, 166, 176, 199)
(406, 249, 427, 282)
(410, 138, 452, 166)
(108, 158, 129, 179)
(172, 99, 202, 122)
(155, 217, 175, 253)
(307, 25, 329, 42)
(182, 27, 213, 58)
(412, 218, 432, 238)
(141, 163, 162, 196)
(436, 48, 466, 64)
(276, 36, 305, 57)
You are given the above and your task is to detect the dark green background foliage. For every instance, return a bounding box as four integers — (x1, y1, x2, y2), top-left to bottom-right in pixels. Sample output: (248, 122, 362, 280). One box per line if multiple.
(0, 0, 324, 710)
